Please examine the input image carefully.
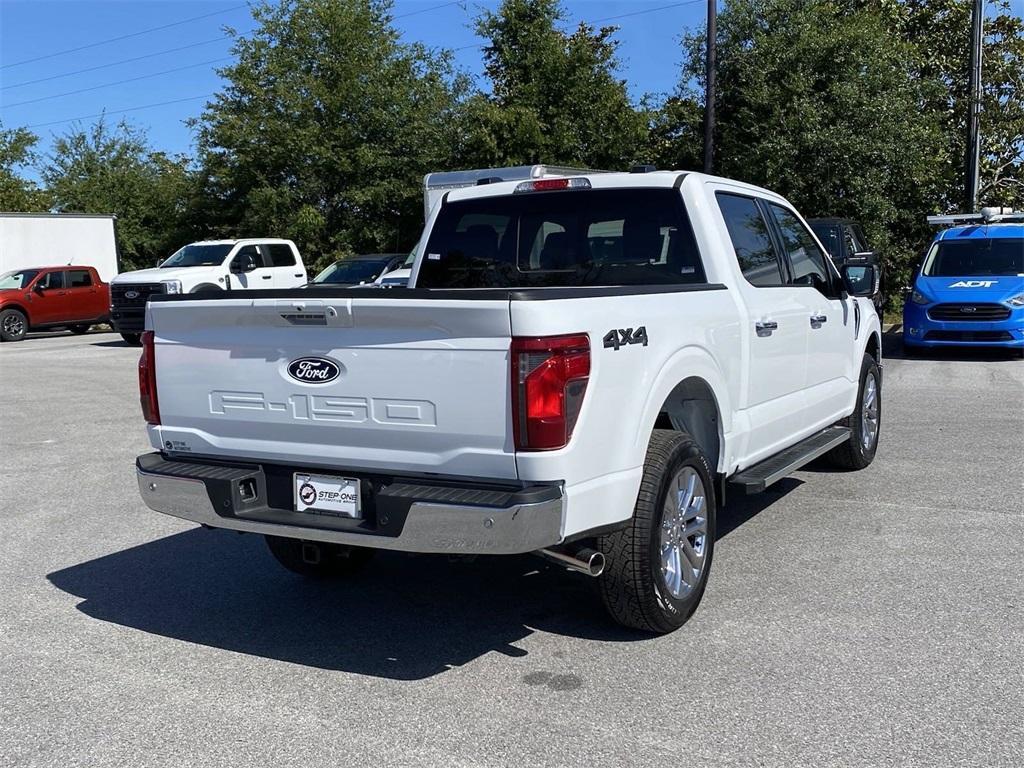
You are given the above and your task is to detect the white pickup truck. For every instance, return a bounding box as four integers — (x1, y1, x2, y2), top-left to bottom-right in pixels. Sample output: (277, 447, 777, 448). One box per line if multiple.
(110, 238, 307, 344)
(135, 171, 881, 633)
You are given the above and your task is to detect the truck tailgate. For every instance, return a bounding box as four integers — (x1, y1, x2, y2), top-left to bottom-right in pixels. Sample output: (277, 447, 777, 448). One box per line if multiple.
(147, 296, 517, 479)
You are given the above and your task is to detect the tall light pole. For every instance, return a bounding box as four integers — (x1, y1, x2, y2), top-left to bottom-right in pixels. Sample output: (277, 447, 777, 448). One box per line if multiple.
(965, 0, 983, 211)
(703, 0, 716, 174)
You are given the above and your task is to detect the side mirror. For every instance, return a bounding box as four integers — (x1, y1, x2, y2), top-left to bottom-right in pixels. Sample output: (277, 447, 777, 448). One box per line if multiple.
(231, 254, 258, 273)
(33, 282, 46, 293)
(842, 264, 878, 298)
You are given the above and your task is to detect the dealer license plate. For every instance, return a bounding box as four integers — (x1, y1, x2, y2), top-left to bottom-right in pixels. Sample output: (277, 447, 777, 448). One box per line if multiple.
(293, 473, 361, 518)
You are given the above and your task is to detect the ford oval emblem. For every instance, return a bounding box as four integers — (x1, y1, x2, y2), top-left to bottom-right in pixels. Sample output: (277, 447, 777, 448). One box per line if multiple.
(287, 357, 340, 384)
(125, 290, 139, 299)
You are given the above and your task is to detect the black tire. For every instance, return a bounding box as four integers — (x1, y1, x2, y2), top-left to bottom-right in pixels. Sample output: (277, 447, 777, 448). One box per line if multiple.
(264, 535, 374, 578)
(596, 429, 716, 634)
(120, 332, 142, 346)
(826, 353, 881, 470)
(0, 308, 28, 342)
(69, 324, 91, 334)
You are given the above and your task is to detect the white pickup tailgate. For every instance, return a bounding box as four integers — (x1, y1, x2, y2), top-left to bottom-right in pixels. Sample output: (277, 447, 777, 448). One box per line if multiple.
(147, 296, 517, 479)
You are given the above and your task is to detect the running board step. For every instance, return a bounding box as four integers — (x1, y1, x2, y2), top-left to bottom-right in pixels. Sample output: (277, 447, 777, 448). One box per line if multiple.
(729, 426, 851, 494)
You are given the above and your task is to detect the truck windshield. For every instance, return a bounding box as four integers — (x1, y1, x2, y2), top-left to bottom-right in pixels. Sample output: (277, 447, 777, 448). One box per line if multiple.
(0, 270, 39, 289)
(922, 238, 1023, 277)
(417, 188, 705, 288)
(160, 244, 233, 268)
(314, 258, 391, 284)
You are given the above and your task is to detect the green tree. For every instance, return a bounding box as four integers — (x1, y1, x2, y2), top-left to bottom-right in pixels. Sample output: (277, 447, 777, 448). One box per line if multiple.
(0, 124, 51, 212)
(42, 117, 197, 271)
(195, 0, 465, 268)
(886, 0, 1024, 209)
(464, 0, 650, 170)
(677, 0, 950, 302)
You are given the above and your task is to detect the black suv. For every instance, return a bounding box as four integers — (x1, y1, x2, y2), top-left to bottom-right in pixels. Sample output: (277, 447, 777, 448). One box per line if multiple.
(808, 218, 885, 314)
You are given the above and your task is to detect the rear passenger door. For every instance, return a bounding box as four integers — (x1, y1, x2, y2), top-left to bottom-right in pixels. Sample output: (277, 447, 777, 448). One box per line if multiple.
(715, 192, 811, 461)
(65, 268, 103, 320)
(261, 243, 306, 287)
(766, 203, 854, 427)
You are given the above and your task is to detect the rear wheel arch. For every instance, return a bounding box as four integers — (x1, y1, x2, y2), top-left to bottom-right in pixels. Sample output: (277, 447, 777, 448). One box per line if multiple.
(652, 377, 723, 476)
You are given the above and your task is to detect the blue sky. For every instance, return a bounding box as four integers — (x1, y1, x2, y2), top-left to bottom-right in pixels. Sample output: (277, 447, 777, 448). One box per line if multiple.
(0, 0, 708, 165)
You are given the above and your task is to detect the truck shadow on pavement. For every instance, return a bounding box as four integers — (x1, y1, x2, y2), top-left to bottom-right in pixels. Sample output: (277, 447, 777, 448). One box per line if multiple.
(47, 490, 790, 680)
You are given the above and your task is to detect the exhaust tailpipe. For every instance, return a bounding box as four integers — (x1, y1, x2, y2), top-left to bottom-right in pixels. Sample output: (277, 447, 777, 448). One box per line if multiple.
(535, 546, 605, 577)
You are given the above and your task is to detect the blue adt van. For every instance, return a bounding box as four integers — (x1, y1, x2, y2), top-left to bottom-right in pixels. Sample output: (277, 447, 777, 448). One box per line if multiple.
(903, 212, 1023, 351)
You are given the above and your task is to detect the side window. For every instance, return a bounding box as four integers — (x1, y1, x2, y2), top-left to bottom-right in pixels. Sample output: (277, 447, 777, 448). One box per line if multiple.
(851, 225, 870, 255)
(67, 269, 92, 287)
(264, 244, 296, 267)
(768, 204, 830, 290)
(716, 193, 784, 287)
(38, 271, 66, 290)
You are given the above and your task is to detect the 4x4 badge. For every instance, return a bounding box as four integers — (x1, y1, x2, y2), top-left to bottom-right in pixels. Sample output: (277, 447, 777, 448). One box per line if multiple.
(603, 327, 648, 350)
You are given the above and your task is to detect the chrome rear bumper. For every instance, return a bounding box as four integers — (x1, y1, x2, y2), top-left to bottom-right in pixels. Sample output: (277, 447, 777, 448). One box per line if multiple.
(136, 453, 564, 555)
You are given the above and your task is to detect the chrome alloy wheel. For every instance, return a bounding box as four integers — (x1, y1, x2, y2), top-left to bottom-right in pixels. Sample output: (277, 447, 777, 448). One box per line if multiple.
(2, 313, 25, 337)
(861, 373, 879, 451)
(659, 466, 708, 599)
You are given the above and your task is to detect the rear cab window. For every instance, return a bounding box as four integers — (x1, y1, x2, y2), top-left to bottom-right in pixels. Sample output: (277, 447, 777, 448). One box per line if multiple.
(67, 269, 92, 287)
(416, 187, 706, 288)
(263, 243, 297, 267)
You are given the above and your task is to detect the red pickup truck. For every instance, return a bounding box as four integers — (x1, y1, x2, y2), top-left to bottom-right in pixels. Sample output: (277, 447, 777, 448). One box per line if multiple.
(0, 265, 111, 342)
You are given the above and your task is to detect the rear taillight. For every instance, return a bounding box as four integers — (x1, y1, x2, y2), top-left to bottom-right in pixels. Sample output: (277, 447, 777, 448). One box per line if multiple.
(139, 331, 160, 425)
(511, 334, 590, 451)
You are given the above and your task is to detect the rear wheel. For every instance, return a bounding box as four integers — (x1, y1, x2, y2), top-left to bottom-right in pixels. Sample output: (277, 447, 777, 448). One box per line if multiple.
(120, 332, 142, 346)
(596, 429, 716, 634)
(0, 309, 27, 342)
(264, 535, 374, 578)
(69, 324, 91, 334)
(826, 353, 881, 470)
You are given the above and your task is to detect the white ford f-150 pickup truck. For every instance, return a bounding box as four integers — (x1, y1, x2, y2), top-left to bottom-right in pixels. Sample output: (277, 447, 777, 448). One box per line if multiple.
(135, 170, 881, 633)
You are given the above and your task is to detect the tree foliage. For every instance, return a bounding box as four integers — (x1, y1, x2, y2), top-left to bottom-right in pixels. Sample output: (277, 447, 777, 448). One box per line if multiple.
(0, 0, 1019, 298)
(41, 118, 197, 271)
(464, 0, 650, 170)
(0, 125, 51, 212)
(194, 0, 465, 268)
(677, 0, 1023, 300)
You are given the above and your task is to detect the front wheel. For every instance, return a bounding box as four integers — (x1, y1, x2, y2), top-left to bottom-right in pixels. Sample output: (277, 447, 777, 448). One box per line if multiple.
(0, 309, 28, 341)
(596, 429, 716, 634)
(826, 353, 881, 470)
(264, 535, 374, 578)
(120, 332, 142, 346)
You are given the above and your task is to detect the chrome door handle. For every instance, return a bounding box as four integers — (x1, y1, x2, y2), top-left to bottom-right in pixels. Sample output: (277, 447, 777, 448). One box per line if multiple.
(755, 320, 778, 337)
(810, 314, 827, 328)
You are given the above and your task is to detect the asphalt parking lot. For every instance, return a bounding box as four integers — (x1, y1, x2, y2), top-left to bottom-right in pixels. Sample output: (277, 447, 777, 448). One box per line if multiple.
(1, 330, 1021, 767)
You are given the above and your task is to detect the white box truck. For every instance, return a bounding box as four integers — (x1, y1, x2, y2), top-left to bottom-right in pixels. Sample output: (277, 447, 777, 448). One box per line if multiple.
(0, 212, 119, 282)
